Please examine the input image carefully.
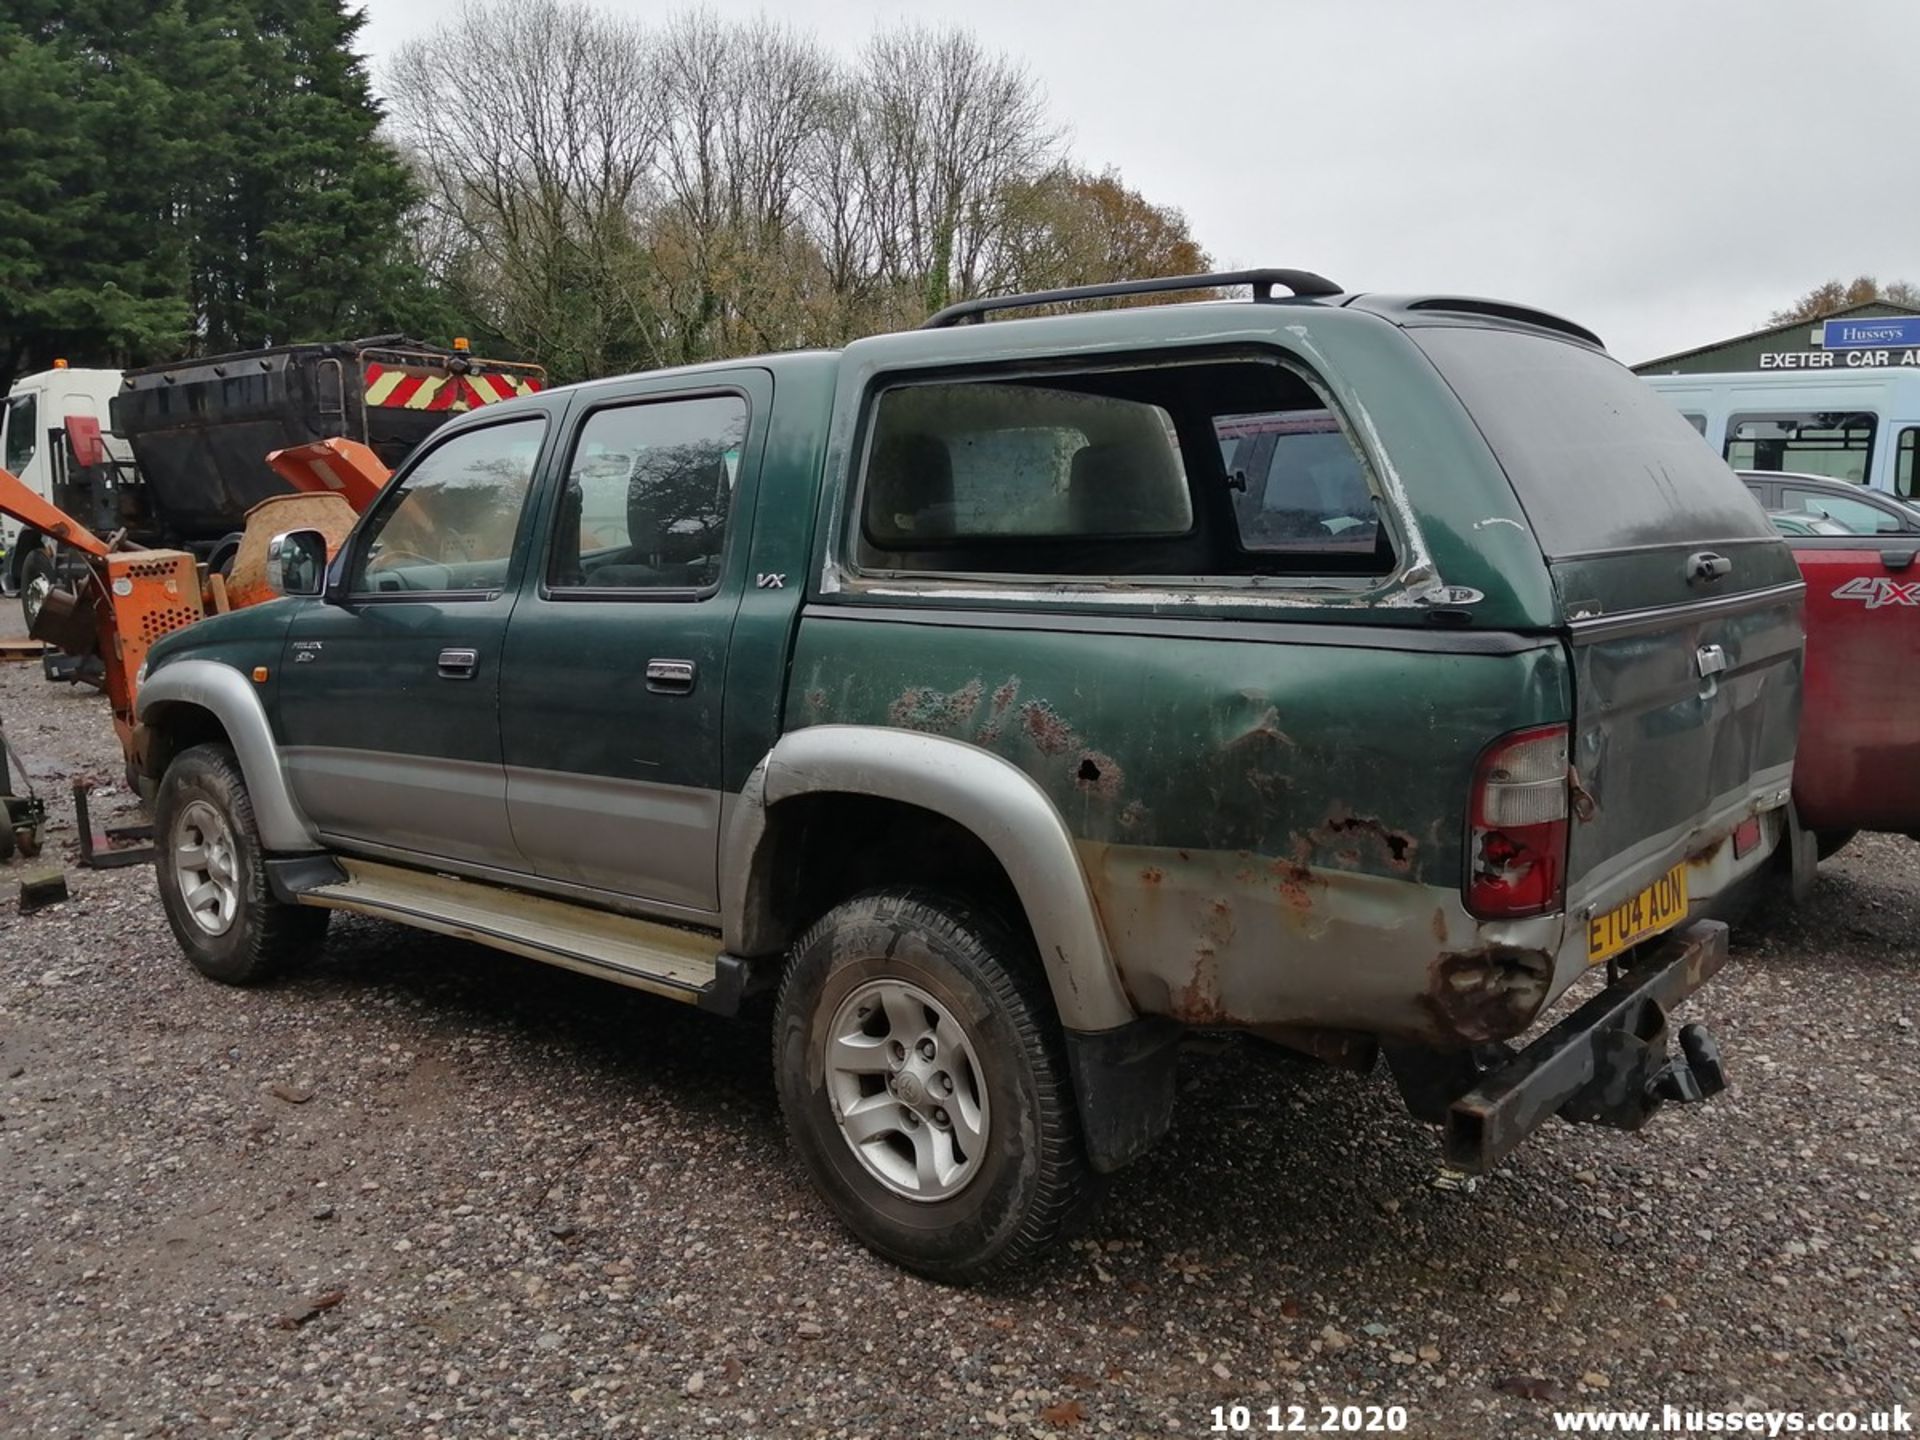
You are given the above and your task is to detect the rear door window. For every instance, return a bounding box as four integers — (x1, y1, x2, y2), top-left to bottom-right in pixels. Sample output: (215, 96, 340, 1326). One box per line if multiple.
(1725, 411, 1876, 483)
(549, 394, 746, 593)
(1413, 326, 1775, 557)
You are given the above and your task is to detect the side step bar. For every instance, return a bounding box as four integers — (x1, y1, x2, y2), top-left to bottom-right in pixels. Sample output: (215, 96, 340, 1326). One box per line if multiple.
(269, 856, 766, 1015)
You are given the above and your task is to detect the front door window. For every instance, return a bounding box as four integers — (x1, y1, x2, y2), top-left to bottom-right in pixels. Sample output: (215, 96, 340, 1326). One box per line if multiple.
(351, 418, 547, 595)
(4, 393, 37, 474)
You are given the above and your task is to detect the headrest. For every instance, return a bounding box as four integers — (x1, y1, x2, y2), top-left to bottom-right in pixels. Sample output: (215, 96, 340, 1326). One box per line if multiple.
(868, 432, 954, 542)
(1068, 441, 1191, 534)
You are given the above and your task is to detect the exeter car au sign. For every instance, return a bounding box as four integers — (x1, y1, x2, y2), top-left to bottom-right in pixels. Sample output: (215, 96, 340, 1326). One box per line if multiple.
(1759, 347, 1920, 370)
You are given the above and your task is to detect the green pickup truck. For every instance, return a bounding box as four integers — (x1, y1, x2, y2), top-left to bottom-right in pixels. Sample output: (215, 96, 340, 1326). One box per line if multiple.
(132, 271, 1803, 1280)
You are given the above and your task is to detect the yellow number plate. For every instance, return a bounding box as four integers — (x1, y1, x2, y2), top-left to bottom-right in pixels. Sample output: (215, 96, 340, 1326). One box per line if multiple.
(1586, 864, 1689, 966)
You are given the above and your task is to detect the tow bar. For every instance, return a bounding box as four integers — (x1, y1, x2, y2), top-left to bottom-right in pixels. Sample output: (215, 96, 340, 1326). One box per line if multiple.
(1393, 920, 1730, 1174)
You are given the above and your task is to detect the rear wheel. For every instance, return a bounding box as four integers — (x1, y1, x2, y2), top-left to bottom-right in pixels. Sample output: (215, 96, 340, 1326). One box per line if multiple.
(773, 889, 1100, 1282)
(154, 743, 329, 984)
(1814, 829, 1858, 861)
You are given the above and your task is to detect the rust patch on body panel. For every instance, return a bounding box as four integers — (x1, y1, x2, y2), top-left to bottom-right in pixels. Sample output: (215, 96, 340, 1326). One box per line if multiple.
(1169, 895, 1240, 1025)
(1177, 946, 1225, 1025)
(1268, 856, 1323, 916)
(888, 679, 983, 732)
(1316, 805, 1417, 872)
(1075, 750, 1124, 798)
(1020, 700, 1078, 757)
(1422, 947, 1554, 1045)
(976, 676, 1021, 744)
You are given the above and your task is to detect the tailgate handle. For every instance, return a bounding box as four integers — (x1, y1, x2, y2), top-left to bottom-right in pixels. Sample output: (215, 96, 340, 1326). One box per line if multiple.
(1687, 551, 1732, 585)
(1696, 643, 1728, 679)
(1881, 548, 1916, 572)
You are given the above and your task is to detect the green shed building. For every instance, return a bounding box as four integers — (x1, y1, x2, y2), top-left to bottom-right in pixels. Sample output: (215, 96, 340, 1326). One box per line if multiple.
(1633, 300, 1920, 376)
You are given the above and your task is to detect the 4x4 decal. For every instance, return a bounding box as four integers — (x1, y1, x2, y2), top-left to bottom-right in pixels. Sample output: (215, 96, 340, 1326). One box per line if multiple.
(1833, 576, 1920, 609)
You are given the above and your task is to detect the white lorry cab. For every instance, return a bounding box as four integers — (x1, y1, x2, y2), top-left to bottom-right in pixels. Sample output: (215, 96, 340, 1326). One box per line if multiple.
(1640, 368, 1920, 501)
(1, 363, 127, 601)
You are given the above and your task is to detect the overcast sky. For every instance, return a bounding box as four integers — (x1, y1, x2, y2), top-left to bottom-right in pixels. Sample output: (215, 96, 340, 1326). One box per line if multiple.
(353, 0, 1917, 365)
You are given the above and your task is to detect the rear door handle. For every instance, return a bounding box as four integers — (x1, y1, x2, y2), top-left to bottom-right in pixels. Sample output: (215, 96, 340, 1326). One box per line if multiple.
(437, 647, 478, 680)
(645, 658, 696, 694)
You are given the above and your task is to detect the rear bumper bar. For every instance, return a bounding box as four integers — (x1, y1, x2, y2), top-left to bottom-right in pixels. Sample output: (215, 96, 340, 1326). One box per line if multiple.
(1425, 920, 1730, 1173)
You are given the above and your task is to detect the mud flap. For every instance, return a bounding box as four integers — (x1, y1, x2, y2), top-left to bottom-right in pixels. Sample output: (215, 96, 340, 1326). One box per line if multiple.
(1063, 1018, 1183, 1174)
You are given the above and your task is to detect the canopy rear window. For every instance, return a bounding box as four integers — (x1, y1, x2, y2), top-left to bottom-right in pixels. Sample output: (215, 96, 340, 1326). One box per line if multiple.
(1414, 327, 1776, 557)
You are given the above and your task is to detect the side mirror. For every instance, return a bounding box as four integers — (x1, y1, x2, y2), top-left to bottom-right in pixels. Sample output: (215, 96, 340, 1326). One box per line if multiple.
(265, 529, 328, 598)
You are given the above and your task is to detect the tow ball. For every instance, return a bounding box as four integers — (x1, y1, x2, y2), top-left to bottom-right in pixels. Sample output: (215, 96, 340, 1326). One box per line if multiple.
(1650, 1023, 1727, 1105)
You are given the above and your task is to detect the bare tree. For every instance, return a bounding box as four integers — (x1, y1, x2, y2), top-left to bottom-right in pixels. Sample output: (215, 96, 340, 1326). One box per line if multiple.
(382, 4, 1202, 378)
(386, 0, 666, 375)
(857, 27, 1058, 314)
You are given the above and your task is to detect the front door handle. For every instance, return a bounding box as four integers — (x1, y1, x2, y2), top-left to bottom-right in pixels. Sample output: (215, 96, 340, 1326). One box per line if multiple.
(1881, 548, 1916, 572)
(437, 647, 478, 680)
(645, 658, 696, 694)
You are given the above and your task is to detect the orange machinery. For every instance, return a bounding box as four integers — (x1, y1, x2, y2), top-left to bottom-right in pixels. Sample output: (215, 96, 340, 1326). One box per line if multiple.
(0, 437, 391, 753)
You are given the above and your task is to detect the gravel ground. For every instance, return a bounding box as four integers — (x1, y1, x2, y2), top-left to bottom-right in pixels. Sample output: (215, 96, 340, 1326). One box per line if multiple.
(2, 648, 1917, 1439)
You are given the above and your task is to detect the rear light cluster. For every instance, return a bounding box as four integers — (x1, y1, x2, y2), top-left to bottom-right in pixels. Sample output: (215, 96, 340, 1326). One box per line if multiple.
(1467, 724, 1570, 920)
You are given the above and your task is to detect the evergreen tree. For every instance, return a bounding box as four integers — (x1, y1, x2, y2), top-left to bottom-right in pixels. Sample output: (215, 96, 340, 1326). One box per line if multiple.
(0, 0, 454, 392)
(178, 0, 446, 352)
(0, 6, 187, 384)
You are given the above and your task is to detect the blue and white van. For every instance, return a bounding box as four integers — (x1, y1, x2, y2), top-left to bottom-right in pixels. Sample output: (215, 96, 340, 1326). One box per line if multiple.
(1640, 369, 1920, 499)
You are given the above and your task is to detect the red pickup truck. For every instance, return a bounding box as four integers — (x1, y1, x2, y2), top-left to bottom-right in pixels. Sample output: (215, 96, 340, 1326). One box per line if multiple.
(1744, 470, 1920, 862)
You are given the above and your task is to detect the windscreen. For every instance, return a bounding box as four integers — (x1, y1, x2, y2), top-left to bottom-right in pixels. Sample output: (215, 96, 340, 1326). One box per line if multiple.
(1415, 326, 1776, 557)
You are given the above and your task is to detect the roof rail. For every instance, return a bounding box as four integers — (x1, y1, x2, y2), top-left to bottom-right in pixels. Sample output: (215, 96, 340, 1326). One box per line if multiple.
(919, 268, 1343, 329)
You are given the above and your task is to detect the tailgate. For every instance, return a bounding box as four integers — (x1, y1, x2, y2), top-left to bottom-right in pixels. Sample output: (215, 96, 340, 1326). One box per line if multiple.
(1413, 323, 1804, 918)
(1557, 563, 1801, 904)
(1787, 537, 1920, 832)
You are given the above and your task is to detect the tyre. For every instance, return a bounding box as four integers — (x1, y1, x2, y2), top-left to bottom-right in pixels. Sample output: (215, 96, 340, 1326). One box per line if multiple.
(773, 888, 1100, 1281)
(19, 547, 55, 633)
(154, 743, 329, 984)
(1814, 829, 1858, 862)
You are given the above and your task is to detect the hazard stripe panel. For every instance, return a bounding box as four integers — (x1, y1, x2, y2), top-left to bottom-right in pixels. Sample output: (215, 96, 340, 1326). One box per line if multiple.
(363, 362, 545, 411)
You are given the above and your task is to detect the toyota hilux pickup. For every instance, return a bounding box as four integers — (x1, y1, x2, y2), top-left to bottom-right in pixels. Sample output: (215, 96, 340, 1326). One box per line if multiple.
(131, 270, 1803, 1281)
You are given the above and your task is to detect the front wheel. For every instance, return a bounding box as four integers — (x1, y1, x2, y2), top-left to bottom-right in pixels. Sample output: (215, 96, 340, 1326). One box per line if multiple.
(19, 547, 55, 633)
(154, 743, 329, 984)
(773, 889, 1101, 1282)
